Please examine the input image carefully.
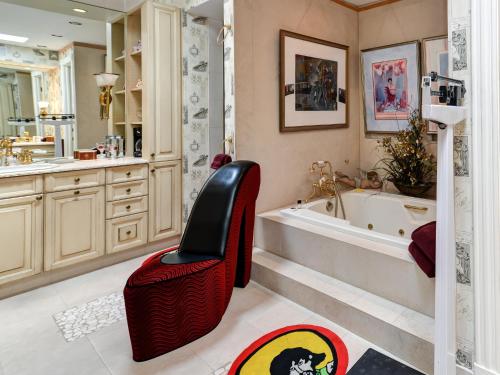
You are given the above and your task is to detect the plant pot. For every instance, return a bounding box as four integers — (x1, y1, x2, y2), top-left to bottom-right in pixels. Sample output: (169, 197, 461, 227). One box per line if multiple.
(391, 180, 434, 197)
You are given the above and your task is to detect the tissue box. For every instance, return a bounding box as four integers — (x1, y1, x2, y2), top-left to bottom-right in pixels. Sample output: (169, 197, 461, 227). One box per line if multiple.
(74, 149, 97, 160)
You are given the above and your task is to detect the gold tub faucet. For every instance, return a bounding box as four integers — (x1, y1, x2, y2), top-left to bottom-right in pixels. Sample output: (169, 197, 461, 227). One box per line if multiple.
(305, 160, 346, 219)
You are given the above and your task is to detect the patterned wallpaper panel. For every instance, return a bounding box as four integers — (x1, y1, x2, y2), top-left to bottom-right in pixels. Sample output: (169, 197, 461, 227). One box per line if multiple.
(181, 11, 211, 224)
(449, 0, 474, 371)
(159, 0, 235, 223)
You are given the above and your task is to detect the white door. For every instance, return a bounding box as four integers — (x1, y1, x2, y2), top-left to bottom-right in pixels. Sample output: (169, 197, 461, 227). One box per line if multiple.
(60, 54, 76, 155)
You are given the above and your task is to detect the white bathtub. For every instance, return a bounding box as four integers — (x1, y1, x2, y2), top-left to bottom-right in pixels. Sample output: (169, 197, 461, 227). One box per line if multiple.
(281, 190, 436, 250)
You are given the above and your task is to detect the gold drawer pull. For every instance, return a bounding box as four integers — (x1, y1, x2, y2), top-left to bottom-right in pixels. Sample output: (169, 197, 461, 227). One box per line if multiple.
(404, 204, 428, 212)
(126, 188, 132, 193)
(151, 169, 156, 173)
(150, 153, 155, 158)
(126, 230, 132, 235)
(126, 205, 131, 210)
(74, 177, 80, 183)
(36, 195, 43, 201)
(74, 190, 80, 195)
(126, 172, 132, 177)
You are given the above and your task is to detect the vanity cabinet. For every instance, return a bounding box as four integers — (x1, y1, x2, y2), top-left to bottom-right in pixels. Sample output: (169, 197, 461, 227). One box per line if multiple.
(0, 159, 182, 291)
(0, 194, 43, 285)
(44, 186, 105, 271)
(148, 160, 181, 242)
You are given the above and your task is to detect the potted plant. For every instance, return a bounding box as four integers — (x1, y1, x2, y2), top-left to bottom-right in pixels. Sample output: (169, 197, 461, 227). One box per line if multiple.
(376, 110, 436, 197)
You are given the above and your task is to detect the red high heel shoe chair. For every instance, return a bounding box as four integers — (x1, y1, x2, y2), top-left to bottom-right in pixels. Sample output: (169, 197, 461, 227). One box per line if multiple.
(124, 161, 260, 361)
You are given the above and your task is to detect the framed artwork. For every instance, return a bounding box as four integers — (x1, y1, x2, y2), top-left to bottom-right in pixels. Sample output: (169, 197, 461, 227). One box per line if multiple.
(361, 40, 421, 134)
(280, 30, 349, 132)
(422, 35, 449, 134)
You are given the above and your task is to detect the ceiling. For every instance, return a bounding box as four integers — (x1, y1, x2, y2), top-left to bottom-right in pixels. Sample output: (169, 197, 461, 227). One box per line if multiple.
(0, 0, 123, 50)
(342, 0, 383, 4)
(332, 0, 401, 11)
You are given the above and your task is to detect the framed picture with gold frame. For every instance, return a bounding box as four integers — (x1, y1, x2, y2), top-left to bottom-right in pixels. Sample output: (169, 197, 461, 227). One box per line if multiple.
(422, 35, 449, 134)
(279, 30, 349, 132)
(361, 40, 421, 134)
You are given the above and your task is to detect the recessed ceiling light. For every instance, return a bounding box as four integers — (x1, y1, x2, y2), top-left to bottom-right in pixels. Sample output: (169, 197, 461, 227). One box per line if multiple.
(51, 34, 63, 38)
(72, 8, 87, 13)
(0, 33, 28, 43)
(69, 21, 82, 26)
(37, 44, 47, 48)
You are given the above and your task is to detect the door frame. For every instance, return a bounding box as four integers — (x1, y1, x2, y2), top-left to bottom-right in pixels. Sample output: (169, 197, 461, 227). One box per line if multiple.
(470, 0, 500, 374)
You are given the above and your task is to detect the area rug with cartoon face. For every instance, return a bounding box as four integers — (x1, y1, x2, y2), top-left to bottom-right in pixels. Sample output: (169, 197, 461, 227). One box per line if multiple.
(229, 325, 349, 375)
(228, 325, 426, 375)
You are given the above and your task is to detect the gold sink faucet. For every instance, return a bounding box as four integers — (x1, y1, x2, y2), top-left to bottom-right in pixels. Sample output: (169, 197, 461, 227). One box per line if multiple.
(18, 149, 33, 165)
(0, 138, 14, 166)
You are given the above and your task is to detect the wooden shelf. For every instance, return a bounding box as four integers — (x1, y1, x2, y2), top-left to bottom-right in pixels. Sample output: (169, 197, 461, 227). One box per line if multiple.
(131, 121, 142, 125)
(114, 122, 126, 125)
(114, 55, 125, 62)
(130, 87, 142, 92)
(114, 90, 125, 95)
(131, 50, 142, 57)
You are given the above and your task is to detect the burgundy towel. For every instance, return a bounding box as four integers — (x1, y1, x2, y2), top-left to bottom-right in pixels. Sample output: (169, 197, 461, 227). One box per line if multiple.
(411, 221, 436, 262)
(409, 242, 435, 278)
(211, 154, 232, 170)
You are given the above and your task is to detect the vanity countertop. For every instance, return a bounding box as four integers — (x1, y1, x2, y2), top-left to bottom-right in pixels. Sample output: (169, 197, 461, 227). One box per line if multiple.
(0, 157, 149, 179)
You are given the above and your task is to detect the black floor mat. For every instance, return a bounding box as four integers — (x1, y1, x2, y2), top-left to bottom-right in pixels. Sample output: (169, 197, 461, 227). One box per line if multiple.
(347, 348, 426, 375)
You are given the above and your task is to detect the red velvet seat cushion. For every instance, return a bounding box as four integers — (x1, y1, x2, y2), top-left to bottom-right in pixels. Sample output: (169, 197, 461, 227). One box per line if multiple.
(127, 249, 222, 287)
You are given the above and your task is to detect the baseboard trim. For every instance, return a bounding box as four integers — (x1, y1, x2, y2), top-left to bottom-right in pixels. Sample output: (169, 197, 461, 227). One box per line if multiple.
(0, 236, 180, 299)
(475, 363, 500, 375)
(456, 364, 473, 375)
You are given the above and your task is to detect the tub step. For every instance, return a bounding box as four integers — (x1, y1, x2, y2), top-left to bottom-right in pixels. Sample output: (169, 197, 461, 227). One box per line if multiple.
(251, 247, 434, 374)
(254, 212, 435, 317)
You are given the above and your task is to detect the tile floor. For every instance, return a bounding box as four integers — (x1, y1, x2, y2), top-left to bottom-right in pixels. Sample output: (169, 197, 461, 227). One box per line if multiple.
(0, 254, 408, 375)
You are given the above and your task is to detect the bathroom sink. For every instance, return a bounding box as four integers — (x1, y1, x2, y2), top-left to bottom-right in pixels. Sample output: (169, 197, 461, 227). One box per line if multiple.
(0, 163, 58, 174)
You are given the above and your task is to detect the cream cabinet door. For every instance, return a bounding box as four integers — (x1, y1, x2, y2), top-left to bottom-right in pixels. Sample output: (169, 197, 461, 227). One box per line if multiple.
(0, 194, 43, 285)
(142, 3, 182, 162)
(148, 161, 181, 242)
(44, 186, 105, 270)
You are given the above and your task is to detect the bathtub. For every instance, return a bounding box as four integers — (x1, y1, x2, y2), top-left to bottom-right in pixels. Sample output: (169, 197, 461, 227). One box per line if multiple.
(281, 190, 436, 250)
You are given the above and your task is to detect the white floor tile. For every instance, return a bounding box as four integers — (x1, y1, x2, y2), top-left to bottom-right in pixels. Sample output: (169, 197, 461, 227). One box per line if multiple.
(0, 254, 411, 375)
(188, 317, 264, 371)
(88, 321, 213, 375)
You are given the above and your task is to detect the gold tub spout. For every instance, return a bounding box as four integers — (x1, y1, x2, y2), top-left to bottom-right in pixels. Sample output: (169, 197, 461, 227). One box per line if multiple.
(305, 160, 346, 219)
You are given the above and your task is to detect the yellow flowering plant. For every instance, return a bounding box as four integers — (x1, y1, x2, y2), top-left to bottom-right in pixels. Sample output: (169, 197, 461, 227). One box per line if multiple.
(376, 110, 436, 194)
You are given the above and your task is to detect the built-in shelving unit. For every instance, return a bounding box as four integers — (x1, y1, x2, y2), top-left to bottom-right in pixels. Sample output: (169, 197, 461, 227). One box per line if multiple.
(107, 1, 182, 163)
(108, 15, 126, 139)
(107, 7, 143, 156)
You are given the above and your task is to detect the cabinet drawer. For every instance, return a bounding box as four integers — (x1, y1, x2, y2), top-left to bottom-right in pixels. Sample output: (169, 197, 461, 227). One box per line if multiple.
(106, 164, 148, 184)
(106, 212, 148, 254)
(0, 175, 43, 200)
(106, 196, 148, 219)
(45, 169, 105, 192)
(106, 180, 148, 201)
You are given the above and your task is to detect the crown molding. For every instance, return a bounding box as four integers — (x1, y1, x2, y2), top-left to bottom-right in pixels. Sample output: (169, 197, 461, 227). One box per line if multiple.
(330, 0, 401, 12)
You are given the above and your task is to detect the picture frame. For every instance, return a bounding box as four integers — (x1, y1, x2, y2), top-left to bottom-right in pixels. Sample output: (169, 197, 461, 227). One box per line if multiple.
(361, 40, 421, 134)
(279, 30, 349, 132)
(422, 35, 449, 134)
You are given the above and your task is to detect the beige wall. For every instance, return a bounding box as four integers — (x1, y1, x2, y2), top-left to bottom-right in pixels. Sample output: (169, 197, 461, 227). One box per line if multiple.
(74, 45, 108, 149)
(234, 0, 360, 212)
(358, 0, 448, 171)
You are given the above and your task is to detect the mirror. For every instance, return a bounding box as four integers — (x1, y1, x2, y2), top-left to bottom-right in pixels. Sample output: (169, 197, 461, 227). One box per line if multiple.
(182, 0, 226, 221)
(0, 0, 124, 157)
